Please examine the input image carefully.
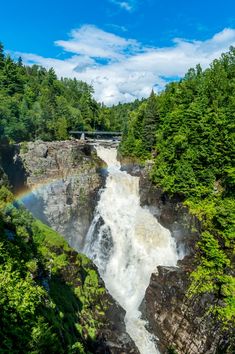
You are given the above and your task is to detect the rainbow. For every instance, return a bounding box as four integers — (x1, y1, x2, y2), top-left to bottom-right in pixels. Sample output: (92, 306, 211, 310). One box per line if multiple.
(16, 179, 62, 202)
(5, 159, 132, 212)
(7, 177, 74, 211)
(11, 165, 107, 208)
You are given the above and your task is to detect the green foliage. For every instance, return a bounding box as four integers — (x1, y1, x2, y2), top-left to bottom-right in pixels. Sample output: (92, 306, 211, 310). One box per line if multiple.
(119, 94, 159, 160)
(142, 90, 159, 151)
(20, 141, 29, 153)
(167, 347, 178, 354)
(0, 41, 143, 143)
(33, 219, 70, 252)
(120, 47, 235, 326)
(0, 44, 107, 142)
(0, 186, 109, 353)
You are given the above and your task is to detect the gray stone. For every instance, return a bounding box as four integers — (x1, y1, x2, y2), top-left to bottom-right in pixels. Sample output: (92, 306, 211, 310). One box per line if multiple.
(19, 140, 104, 250)
(136, 167, 233, 354)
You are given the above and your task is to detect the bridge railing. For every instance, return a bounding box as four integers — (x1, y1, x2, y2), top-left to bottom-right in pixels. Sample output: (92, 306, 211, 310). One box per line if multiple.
(69, 131, 122, 140)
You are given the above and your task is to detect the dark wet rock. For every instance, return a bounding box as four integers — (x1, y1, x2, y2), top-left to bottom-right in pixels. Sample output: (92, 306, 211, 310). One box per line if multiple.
(94, 297, 139, 353)
(138, 165, 200, 257)
(0, 143, 27, 192)
(140, 262, 234, 354)
(136, 166, 234, 354)
(118, 155, 143, 177)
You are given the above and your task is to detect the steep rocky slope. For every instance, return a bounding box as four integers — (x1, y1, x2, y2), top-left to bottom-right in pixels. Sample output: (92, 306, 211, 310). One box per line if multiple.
(138, 167, 234, 354)
(0, 140, 139, 354)
(11, 140, 104, 250)
(2, 140, 233, 353)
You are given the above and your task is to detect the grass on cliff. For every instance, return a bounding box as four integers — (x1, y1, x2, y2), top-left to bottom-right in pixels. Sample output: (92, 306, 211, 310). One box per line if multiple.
(0, 185, 107, 354)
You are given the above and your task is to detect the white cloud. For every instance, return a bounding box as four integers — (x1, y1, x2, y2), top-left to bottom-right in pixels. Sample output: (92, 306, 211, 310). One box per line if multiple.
(17, 26, 235, 105)
(55, 25, 140, 60)
(118, 2, 133, 11)
(109, 0, 136, 12)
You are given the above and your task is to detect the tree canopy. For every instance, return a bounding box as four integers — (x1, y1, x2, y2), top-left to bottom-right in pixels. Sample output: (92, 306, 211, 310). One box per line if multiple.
(120, 47, 235, 326)
(0, 42, 141, 142)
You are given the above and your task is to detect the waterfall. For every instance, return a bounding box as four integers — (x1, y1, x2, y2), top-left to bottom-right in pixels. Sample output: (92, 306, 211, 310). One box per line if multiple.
(83, 146, 179, 354)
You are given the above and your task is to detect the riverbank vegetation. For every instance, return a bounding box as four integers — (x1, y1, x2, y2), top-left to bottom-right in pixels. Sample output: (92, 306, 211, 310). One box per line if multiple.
(0, 184, 108, 353)
(120, 47, 235, 326)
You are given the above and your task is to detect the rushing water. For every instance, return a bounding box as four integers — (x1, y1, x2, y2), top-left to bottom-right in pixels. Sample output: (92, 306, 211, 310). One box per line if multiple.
(83, 146, 179, 354)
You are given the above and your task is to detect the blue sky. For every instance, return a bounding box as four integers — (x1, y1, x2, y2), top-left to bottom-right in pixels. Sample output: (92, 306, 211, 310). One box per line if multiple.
(1, 0, 235, 104)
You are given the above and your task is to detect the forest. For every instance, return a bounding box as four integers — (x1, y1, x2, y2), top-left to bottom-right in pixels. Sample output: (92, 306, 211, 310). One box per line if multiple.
(0, 40, 234, 352)
(120, 47, 235, 326)
(0, 42, 140, 142)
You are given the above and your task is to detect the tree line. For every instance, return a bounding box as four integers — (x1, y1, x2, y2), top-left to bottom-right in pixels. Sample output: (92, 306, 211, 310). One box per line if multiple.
(120, 47, 235, 328)
(0, 38, 234, 339)
(0, 42, 140, 142)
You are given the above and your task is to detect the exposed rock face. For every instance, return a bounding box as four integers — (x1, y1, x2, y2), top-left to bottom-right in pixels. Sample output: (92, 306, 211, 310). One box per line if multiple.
(140, 262, 229, 354)
(136, 167, 232, 354)
(138, 163, 200, 258)
(18, 140, 105, 250)
(0, 140, 139, 354)
(95, 296, 139, 353)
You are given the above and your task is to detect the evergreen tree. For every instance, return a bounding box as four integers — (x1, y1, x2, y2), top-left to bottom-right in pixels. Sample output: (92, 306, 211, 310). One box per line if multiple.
(142, 90, 159, 151)
(17, 56, 23, 67)
(1, 55, 24, 95)
(119, 48, 235, 326)
(0, 42, 4, 68)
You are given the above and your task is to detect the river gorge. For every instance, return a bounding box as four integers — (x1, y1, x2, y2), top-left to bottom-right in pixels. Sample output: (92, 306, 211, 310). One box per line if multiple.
(1, 139, 231, 354)
(84, 146, 179, 354)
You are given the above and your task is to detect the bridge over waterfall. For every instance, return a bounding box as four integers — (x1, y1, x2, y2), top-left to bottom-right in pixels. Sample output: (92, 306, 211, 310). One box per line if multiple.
(69, 131, 122, 141)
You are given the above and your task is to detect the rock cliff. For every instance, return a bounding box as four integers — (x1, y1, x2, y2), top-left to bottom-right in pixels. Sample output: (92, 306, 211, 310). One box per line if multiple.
(141, 261, 233, 354)
(17, 140, 104, 250)
(138, 168, 233, 354)
(0, 140, 139, 354)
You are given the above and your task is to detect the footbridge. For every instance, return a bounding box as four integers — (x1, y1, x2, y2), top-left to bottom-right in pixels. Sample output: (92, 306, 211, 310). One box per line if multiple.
(69, 131, 122, 140)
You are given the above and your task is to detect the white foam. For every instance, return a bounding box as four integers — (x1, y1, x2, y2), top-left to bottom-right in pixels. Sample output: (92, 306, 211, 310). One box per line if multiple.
(84, 146, 179, 354)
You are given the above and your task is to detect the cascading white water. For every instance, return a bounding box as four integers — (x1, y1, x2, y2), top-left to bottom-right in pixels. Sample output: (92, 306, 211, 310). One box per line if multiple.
(83, 146, 179, 354)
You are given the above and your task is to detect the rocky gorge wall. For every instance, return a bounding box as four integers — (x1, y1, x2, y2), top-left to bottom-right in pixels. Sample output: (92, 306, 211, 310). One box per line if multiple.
(16, 140, 104, 250)
(1, 141, 232, 354)
(137, 165, 233, 354)
(0, 140, 139, 354)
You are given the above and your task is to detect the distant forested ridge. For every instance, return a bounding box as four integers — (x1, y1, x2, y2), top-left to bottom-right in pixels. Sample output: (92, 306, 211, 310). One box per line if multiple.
(0, 42, 141, 142)
(120, 47, 235, 326)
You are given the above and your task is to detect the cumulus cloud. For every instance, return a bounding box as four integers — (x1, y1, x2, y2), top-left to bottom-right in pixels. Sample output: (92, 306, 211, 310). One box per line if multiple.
(17, 26, 235, 105)
(55, 25, 140, 61)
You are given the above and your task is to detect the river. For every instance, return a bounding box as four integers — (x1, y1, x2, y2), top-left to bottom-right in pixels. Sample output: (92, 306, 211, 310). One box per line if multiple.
(83, 146, 179, 354)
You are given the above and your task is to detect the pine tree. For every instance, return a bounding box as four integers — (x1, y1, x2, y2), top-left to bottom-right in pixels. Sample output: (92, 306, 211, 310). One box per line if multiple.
(0, 42, 4, 68)
(142, 90, 159, 151)
(17, 56, 23, 67)
(1, 55, 24, 94)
